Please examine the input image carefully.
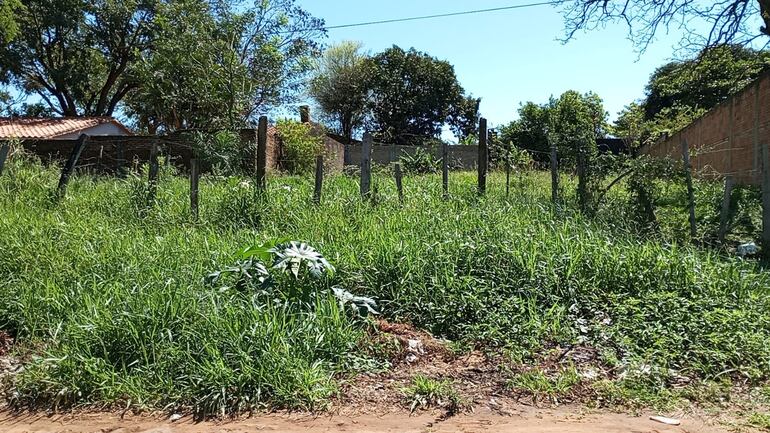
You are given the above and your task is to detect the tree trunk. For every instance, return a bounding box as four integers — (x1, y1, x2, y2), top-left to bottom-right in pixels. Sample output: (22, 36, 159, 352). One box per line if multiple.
(760, 0, 770, 36)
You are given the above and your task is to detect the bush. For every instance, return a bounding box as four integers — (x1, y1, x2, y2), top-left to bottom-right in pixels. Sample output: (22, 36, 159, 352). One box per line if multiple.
(276, 120, 324, 175)
(399, 147, 439, 174)
(191, 130, 247, 176)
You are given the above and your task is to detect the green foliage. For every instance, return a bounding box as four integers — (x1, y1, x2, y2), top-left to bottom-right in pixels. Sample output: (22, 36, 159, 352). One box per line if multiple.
(309, 41, 370, 141)
(402, 375, 460, 412)
(643, 45, 770, 120)
(449, 95, 482, 141)
(749, 412, 770, 431)
(507, 367, 581, 403)
(548, 90, 607, 215)
(498, 102, 551, 163)
(399, 148, 440, 175)
(276, 119, 324, 175)
(1, 0, 324, 123)
(0, 0, 158, 116)
(614, 45, 770, 149)
(191, 130, 246, 176)
(0, 0, 23, 44)
(207, 240, 336, 307)
(1, 162, 770, 413)
(365, 46, 468, 145)
(499, 90, 608, 173)
(308, 44, 479, 144)
(127, 0, 324, 133)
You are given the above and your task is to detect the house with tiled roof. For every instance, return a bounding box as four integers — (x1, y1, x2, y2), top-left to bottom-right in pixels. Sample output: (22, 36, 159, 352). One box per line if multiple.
(0, 117, 132, 140)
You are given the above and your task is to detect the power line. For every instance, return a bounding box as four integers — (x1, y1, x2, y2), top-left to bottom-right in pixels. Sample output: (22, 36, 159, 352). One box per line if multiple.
(324, 1, 560, 31)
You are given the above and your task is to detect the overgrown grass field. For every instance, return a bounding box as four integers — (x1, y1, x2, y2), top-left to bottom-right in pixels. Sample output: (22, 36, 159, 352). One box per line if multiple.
(0, 156, 769, 415)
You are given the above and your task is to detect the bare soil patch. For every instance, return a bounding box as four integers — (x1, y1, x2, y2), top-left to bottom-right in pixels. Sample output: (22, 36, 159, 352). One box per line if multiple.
(0, 406, 729, 433)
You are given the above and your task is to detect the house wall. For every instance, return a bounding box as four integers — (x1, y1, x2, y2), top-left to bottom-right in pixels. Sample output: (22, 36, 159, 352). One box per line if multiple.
(640, 70, 770, 185)
(55, 123, 130, 139)
(22, 135, 191, 172)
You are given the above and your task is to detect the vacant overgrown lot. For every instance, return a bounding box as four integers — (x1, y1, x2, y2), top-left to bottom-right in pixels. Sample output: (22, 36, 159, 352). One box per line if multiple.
(0, 157, 769, 415)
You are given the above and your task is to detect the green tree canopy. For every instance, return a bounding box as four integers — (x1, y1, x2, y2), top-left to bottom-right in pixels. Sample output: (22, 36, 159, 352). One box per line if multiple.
(613, 44, 770, 149)
(0, 0, 24, 46)
(308, 41, 370, 142)
(0, 0, 159, 116)
(125, 0, 324, 133)
(365, 46, 467, 145)
(643, 45, 770, 120)
(499, 91, 608, 163)
(0, 0, 324, 132)
(449, 95, 481, 141)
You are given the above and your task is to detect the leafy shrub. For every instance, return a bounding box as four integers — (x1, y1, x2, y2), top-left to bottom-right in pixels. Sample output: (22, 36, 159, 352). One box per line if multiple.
(276, 119, 323, 174)
(191, 130, 246, 176)
(207, 240, 376, 315)
(399, 147, 439, 174)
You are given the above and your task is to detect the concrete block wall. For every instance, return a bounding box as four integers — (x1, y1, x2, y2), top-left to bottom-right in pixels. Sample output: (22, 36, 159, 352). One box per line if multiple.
(344, 143, 479, 169)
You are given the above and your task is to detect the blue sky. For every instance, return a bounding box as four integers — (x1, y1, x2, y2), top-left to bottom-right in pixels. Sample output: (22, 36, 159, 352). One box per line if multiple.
(295, 0, 697, 133)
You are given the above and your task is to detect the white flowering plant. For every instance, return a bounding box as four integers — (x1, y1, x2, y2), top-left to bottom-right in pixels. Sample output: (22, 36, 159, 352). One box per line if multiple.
(206, 239, 377, 316)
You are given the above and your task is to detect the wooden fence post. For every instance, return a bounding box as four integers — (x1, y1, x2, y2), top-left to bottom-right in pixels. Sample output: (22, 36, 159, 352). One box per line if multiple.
(256, 116, 268, 191)
(313, 154, 323, 204)
(97, 145, 104, 173)
(0, 141, 9, 176)
(190, 159, 200, 220)
(505, 145, 511, 198)
(442, 142, 449, 199)
(477, 118, 488, 195)
(117, 142, 127, 177)
(576, 147, 588, 213)
(394, 162, 404, 202)
(360, 132, 372, 199)
(681, 139, 698, 240)
(549, 138, 559, 204)
(56, 134, 89, 198)
(761, 143, 770, 255)
(147, 143, 160, 205)
(717, 175, 735, 243)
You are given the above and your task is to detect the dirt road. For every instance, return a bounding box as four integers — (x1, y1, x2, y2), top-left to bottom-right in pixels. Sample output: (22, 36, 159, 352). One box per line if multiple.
(0, 407, 729, 433)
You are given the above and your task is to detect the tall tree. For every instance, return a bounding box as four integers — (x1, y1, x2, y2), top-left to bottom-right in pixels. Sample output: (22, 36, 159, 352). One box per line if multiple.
(365, 46, 464, 145)
(558, 0, 770, 51)
(308, 41, 370, 142)
(0, 0, 158, 116)
(643, 44, 770, 119)
(126, 0, 324, 133)
(498, 102, 551, 163)
(448, 95, 481, 141)
(500, 91, 607, 163)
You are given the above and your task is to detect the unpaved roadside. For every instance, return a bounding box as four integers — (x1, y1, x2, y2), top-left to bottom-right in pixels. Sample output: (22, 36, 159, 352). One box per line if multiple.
(0, 407, 730, 433)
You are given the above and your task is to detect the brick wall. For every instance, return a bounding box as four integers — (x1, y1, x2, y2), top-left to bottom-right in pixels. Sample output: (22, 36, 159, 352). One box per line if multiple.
(641, 70, 770, 185)
(20, 126, 342, 174)
(22, 136, 189, 173)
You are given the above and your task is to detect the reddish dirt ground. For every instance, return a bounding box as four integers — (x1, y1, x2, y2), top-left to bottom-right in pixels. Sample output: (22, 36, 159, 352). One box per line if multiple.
(0, 407, 728, 433)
